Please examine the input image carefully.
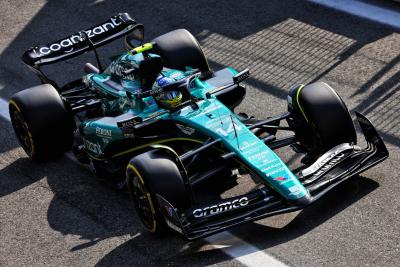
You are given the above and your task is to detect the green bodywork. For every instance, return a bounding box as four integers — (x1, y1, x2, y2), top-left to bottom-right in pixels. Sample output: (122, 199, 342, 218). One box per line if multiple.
(173, 99, 308, 200)
(80, 51, 309, 201)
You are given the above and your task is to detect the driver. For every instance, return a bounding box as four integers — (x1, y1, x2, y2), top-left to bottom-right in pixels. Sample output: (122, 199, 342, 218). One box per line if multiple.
(154, 76, 183, 109)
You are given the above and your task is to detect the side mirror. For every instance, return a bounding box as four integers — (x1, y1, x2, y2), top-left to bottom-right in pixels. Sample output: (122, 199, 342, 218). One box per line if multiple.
(124, 25, 145, 50)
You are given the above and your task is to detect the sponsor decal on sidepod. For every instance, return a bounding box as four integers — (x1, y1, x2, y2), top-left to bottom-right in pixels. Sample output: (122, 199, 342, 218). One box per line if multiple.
(96, 127, 112, 137)
(84, 139, 102, 155)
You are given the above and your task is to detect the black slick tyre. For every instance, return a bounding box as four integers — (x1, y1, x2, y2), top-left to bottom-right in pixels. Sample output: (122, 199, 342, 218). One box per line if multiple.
(288, 82, 357, 157)
(152, 29, 210, 73)
(9, 84, 74, 161)
(126, 149, 190, 235)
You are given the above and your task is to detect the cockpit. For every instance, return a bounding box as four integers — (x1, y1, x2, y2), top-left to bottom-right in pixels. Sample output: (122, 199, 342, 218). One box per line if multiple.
(90, 52, 164, 94)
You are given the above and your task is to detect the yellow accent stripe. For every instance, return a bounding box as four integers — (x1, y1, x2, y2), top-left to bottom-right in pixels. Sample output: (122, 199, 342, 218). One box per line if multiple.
(9, 100, 36, 157)
(296, 84, 309, 123)
(110, 137, 202, 159)
(9, 100, 20, 112)
(146, 193, 156, 215)
(150, 144, 180, 158)
(127, 164, 157, 232)
(127, 164, 145, 184)
(24, 122, 35, 157)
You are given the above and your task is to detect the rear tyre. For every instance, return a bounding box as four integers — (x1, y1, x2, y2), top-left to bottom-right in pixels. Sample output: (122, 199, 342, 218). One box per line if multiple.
(9, 84, 74, 161)
(126, 149, 190, 235)
(152, 29, 210, 73)
(287, 82, 357, 158)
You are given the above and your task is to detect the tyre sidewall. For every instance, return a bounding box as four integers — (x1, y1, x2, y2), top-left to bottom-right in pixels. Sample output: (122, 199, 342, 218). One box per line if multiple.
(152, 29, 210, 73)
(288, 82, 357, 155)
(9, 84, 74, 161)
(126, 149, 190, 233)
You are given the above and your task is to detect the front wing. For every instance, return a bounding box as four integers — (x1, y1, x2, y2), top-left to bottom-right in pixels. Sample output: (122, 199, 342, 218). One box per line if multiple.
(157, 112, 389, 240)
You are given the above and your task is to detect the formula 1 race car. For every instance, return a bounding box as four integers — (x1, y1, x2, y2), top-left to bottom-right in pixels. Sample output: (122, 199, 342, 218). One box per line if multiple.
(9, 13, 388, 240)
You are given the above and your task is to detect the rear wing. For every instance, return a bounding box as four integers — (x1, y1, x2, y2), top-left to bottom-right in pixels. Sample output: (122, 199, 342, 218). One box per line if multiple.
(22, 13, 141, 67)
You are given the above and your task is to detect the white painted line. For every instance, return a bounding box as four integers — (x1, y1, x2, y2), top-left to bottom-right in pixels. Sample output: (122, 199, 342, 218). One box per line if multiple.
(309, 0, 400, 29)
(0, 96, 288, 267)
(0, 97, 10, 121)
(206, 231, 288, 267)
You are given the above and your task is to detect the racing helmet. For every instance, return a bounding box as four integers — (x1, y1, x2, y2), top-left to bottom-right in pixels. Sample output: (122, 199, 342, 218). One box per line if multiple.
(154, 76, 182, 109)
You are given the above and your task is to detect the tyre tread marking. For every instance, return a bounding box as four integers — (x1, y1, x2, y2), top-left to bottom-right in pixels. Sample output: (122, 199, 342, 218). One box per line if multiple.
(296, 84, 309, 123)
(127, 164, 157, 232)
(9, 100, 36, 157)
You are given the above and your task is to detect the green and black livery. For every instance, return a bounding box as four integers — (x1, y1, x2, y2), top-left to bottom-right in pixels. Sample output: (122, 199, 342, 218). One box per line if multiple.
(9, 13, 388, 240)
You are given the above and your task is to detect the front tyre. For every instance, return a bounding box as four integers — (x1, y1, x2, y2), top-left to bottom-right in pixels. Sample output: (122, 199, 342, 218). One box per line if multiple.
(288, 82, 357, 158)
(126, 149, 190, 235)
(9, 84, 74, 161)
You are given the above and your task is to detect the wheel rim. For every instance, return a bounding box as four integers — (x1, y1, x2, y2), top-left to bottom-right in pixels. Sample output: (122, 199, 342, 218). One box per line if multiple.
(131, 174, 157, 232)
(10, 107, 34, 156)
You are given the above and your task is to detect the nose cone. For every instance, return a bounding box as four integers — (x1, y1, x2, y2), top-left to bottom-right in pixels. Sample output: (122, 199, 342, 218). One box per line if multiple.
(288, 193, 312, 207)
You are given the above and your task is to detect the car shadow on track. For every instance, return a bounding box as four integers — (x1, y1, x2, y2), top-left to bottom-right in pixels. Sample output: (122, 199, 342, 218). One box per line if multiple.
(0, 146, 379, 266)
(0, 153, 138, 246)
(95, 176, 379, 266)
(0, 152, 194, 263)
(0, 118, 20, 155)
(226, 175, 379, 247)
(0, 153, 203, 265)
(0, 158, 44, 198)
(36, 155, 234, 265)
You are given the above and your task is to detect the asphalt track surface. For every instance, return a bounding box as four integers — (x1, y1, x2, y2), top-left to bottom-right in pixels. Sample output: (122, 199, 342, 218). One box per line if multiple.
(1, 0, 400, 266)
